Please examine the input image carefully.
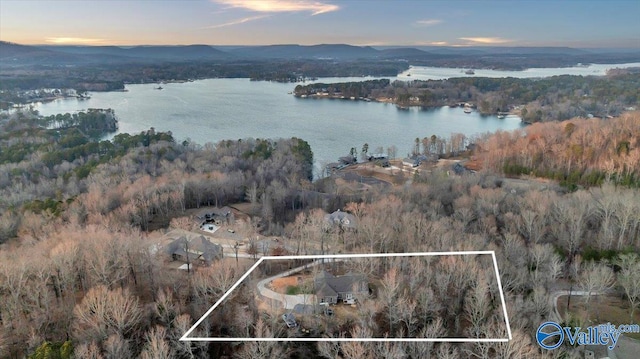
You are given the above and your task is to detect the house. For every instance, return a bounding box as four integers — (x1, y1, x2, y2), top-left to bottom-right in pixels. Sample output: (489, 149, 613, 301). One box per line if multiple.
(166, 235, 223, 265)
(194, 206, 235, 226)
(325, 162, 343, 176)
(367, 153, 390, 167)
(323, 209, 357, 231)
(403, 154, 436, 168)
(338, 155, 357, 165)
(314, 270, 368, 305)
(451, 162, 472, 175)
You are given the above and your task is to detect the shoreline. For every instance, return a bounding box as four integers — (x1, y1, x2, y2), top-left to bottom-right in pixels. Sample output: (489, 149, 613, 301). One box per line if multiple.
(295, 93, 521, 117)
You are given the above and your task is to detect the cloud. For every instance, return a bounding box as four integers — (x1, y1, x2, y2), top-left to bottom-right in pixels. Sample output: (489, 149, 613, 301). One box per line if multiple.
(414, 19, 443, 27)
(213, 0, 339, 15)
(204, 15, 268, 29)
(45, 37, 105, 44)
(415, 41, 448, 46)
(459, 37, 513, 44)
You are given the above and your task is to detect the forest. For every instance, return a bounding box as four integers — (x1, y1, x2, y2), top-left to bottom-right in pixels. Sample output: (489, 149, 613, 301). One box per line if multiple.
(294, 71, 640, 121)
(476, 113, 640, 188)
(0, 109, 639, 358)
(0, 59, 407, 95)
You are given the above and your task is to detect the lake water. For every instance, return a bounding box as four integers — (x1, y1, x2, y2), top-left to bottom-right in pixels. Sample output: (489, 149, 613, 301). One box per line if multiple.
(33, 63, 640, 174)
(397, 62, 640, 80)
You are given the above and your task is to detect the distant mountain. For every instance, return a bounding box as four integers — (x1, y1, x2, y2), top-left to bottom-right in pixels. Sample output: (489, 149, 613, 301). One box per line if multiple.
(35, 45, 131, 57)
(230, 44, 380, 60)
(2, 41, 638, 69)
(0, 41, 78, 63)
(112, 45, 230, 61)
(378, 47, 455, 60)
(38, 44, 232, 62)
(379, 47, 428, 57)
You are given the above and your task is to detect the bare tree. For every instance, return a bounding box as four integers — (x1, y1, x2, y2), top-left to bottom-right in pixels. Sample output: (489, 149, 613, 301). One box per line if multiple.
(464, 276, 491, 338)
(380, 267, 402, 335)
(171, 314, 208, 359)
(154, 288, 178, 327)
(73, 285, 143, 342)
(233, 318, 286, 359)
(435, 343, 461, 359)
(83, 233, 127, 288)
(170, 216, 194, 231)
(103, 334, 131, 359)
(616, 191, 640, 249)
(529, 244, 562, 289)
(616, 254, 640, 320)
(518, 209, 546, 245)
(192, 261, 237, 300)
(578, 261, 614, 319)
(529, 286, 550, 319)
(397, 295, 418, 337)
(493, 329, 538, 358)
(375, 341, 406, 359)
(552, 193, 592, 262)
(140, 326, 172, 359)
(405, 318, 445, 359)
(73, 341, 103, 359)
(593, 185, 620, 249)
(317, 340, 340, 359)
(341, 326, 374, 359)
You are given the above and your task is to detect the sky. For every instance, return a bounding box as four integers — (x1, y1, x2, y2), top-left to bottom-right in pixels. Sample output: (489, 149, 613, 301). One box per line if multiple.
(1, 0, 639, 48)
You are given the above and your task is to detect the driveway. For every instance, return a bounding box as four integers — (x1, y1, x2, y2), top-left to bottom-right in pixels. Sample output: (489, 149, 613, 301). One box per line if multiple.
(256, 258, 343, 310)
(256, 261, 320, 309)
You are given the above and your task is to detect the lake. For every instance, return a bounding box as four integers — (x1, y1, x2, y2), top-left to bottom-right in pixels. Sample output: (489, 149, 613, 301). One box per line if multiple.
(33, 63, 640, 174)
(397, 62, 640, 80)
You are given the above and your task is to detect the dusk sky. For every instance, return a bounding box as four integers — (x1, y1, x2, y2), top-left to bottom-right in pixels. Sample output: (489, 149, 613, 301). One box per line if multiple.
(1, 0, 639, 48)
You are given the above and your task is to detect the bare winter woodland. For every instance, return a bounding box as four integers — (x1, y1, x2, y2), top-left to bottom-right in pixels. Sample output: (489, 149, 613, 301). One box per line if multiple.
(0, 111, 639, 358)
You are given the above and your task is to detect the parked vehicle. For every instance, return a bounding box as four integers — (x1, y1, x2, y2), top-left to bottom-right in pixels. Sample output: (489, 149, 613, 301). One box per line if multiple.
(282, 313, 297, 328)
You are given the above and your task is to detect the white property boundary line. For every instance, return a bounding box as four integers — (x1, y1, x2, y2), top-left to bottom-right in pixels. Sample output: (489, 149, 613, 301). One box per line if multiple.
(180, 251, 513, 342)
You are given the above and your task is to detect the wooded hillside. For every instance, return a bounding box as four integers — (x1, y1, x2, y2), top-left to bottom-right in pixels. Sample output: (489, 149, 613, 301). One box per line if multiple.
(0, 110, 639, 358)
(477, 111, 640, 188)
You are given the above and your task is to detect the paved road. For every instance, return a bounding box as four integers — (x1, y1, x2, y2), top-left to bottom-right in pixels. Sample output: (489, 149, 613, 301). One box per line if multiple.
(548, 290, 601, 322)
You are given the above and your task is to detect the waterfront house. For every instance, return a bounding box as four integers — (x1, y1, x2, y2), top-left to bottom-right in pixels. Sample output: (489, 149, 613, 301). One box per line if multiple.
(367, 153, 390, 167)
(339, 155, 357, 165)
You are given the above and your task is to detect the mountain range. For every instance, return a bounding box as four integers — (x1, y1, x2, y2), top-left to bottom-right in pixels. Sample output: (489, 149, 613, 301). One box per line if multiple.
(1, 41, 639, 66)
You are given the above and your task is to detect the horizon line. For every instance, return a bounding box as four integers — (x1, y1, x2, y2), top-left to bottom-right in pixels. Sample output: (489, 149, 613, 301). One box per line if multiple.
(2, 40, 640, 50)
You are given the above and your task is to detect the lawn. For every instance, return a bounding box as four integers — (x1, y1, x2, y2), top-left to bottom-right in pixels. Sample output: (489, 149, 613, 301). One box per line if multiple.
(286, 285, 302, 295)
(557, 294, 640, 340)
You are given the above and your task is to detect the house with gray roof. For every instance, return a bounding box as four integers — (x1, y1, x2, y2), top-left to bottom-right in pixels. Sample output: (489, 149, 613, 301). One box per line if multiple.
(314, 270, 368, 305)
(323, 209, 357, 231)
(194, 206, 235, 225)
(166, 235, 223, 265)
